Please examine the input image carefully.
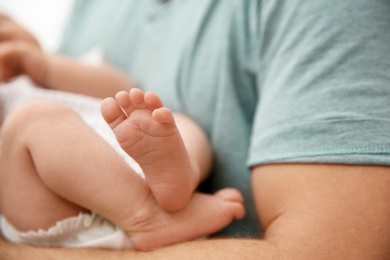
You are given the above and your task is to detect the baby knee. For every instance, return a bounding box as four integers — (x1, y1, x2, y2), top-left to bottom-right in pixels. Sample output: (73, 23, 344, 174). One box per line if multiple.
(1, 100, 74, 140)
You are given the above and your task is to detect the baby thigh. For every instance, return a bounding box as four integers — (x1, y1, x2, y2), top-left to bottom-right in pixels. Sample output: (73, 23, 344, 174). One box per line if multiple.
(0, 100, 93, 232)
(0, 99, 150, 233)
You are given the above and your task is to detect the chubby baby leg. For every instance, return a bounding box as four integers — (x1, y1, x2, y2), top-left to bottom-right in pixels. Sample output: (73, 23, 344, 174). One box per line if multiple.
(0, 100, 150, 232)
(1, 100, 88, 231)
(0, 99, 244, 251)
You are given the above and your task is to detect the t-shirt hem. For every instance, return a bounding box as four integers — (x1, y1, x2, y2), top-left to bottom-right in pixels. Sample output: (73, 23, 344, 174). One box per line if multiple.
(247, 145, 390, 167)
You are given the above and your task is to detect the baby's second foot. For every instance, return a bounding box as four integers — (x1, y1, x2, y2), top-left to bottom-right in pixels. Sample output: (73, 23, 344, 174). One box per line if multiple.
(101, 89, 194, 211)
(122, 188, 245, 251)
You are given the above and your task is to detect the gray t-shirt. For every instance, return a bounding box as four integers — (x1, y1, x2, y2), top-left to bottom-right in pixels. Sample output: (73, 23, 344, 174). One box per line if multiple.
(59, 0, 390, 237)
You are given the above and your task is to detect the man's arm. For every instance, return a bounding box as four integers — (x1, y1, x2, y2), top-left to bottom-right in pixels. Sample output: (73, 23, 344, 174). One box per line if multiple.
(42, 54, 135, 98)
(253, 164, 390, 259)
(0, 14, 40, 47)
(3, 163, 390, 259)
(0, 237, 284, 260)
(0, 41, 135, 98)
(0, 15, 135, 98)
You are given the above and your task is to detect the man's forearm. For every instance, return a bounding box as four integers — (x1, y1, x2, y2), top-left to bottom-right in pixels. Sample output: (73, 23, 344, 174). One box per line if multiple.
(139, 239, 285, 260)
(0, 237, 285, 260)
(44, 55, 135, 98)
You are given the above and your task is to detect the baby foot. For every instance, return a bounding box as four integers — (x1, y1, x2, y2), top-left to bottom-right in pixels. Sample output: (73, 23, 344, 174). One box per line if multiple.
(123, 188, 245, 251)
(101, 89, 194, 212)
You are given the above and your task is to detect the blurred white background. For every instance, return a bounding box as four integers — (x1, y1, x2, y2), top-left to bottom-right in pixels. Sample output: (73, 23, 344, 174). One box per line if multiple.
(0, 0, 74, 52)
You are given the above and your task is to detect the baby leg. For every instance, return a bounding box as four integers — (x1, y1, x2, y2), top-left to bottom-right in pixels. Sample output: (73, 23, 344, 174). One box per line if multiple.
(128, 188, 245, 251)
(0, 100, 244, 250)
(101, 89, 211, 212)
(0, 100, 151, 231)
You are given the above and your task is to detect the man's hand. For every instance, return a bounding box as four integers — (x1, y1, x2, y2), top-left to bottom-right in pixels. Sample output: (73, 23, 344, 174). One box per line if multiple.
(0, 41, 48, 85)
(0, 14, 46, 84)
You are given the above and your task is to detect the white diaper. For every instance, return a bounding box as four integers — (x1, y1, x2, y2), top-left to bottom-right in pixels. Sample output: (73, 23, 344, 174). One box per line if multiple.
(0, 213, 133, 249)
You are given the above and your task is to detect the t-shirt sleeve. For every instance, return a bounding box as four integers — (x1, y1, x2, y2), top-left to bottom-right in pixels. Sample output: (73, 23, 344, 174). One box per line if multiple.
(248, 0, 390, 166)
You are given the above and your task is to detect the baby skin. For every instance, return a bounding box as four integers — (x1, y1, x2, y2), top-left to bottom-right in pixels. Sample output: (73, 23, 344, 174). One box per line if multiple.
(0, 93, 244, 251)
(101, 88, 208, 211)
(100, 89, 245, 249)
